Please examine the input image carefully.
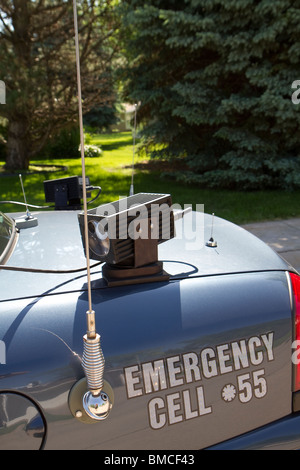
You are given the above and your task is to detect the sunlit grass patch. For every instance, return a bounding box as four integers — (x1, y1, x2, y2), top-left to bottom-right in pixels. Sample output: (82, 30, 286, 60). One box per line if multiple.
(2, 131, 300, 225)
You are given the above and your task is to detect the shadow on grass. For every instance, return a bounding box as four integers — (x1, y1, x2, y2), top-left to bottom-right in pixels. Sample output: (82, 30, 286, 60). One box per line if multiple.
(0, 163, 67, 177)
(100, 137, 135, 152)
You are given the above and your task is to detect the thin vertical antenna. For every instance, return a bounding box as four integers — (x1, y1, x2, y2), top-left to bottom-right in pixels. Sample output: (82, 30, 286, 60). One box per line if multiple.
(73, 0, 93, 318)
(129, 103, 137, 196)
(210, 213, 215, 240)
(15, 174, 38, 228)
(19, 174, 29, 218)
(70, 0, 113, 421)
(206, 212, 217, 247)
(16, 174, 38, 229)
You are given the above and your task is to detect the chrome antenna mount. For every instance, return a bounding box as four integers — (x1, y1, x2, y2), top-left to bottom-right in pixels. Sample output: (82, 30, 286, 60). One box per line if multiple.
(206, 213, 218, 248)
(15, 174, 38, 229)
(72, 0, 112, 421)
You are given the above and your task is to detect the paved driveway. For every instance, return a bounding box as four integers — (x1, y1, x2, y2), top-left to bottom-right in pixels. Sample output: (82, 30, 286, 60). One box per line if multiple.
(242, 218, 300, 273)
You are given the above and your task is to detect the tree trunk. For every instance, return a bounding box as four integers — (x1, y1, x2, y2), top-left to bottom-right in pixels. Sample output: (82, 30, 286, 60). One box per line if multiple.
(5, 120, 30, 170)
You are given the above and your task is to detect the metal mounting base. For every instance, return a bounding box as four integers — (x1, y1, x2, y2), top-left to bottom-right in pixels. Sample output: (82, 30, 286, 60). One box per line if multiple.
(102, 261, 170, 287)
(15, 215, 38, 229)
(68, 377, 114, 424)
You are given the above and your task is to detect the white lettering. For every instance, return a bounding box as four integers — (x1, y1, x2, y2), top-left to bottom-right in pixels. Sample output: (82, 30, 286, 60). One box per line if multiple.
(167, 392, 183, 425)
(292, 340, 300, 365)
(201, 348, 218, 378)
(197, 386, 212, 415)
(167, 356, 184, 387)
(117, 196, 129, 239)
(128, 204, 149, 240)
(231, 340, 249, 370)
(104, 455, 139, 467)
(124, 332, 275, 401)
(150, 203, 172, 240)
(182, 352, 201, 383)
(217, 344, 233, 374)
(148, 397, 166, 430)
(142, 360, 167, 394)
(184, 204, 204, 251)
(183, 389, 198, 420)
(0, 340, 6, 365)
(261, 332, 274, 361)
(292, 80, 300, 105)
(0, 81, 5, 104)
(124, 365, 143, 398)
(148, 387, 212, 429)
(248, 337, 263, 365)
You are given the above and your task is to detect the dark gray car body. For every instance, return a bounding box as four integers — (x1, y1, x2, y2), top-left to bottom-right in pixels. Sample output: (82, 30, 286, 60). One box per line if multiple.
(0, 209, 299, 450)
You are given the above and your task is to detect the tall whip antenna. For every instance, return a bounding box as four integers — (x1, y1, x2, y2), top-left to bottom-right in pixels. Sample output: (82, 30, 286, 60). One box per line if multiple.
(73, 0, 92, 317)
(129, 103, 137, 196)
(72, 0, 112, 421)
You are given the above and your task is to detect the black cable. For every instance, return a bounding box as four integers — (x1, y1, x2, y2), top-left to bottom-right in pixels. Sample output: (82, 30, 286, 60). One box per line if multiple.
(0, 201, 53, 209)
(0, 261, 103, 274)
(0, 186, 101, 209)
(86, 186, 101, 205)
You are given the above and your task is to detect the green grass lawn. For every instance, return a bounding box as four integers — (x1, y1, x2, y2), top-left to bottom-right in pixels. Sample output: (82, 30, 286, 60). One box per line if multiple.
(1, 131, 300, 225)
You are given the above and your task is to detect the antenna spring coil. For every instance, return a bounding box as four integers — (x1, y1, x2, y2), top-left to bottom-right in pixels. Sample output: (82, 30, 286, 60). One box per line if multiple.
(82, 334, 105, 394)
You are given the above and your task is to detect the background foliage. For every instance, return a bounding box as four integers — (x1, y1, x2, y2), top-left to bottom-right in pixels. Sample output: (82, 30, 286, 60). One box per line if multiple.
(0, 0, 119, 169)
(1, 0, 300, 192)
(3, 131, 300, 224)
(120, 0, 300, 190)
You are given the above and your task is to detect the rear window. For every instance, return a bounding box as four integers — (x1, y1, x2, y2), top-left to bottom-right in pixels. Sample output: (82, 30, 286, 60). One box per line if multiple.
(0, 213, 17, 265)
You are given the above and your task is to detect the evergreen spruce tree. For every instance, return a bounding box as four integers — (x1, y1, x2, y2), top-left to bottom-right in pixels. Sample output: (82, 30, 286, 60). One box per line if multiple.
(120, 0, 300, 190)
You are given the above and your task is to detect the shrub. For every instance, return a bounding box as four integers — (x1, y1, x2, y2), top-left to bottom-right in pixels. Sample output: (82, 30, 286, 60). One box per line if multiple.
(79, 144, 102, 158)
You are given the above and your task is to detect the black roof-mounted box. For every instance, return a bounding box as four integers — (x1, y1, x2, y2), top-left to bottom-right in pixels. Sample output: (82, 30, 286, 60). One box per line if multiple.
(78, 193, 175, 286)
(44, 176, 90, 210)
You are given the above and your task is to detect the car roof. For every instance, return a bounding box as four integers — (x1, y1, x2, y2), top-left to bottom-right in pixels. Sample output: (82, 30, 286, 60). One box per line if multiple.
(0, 210, 292, 302)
